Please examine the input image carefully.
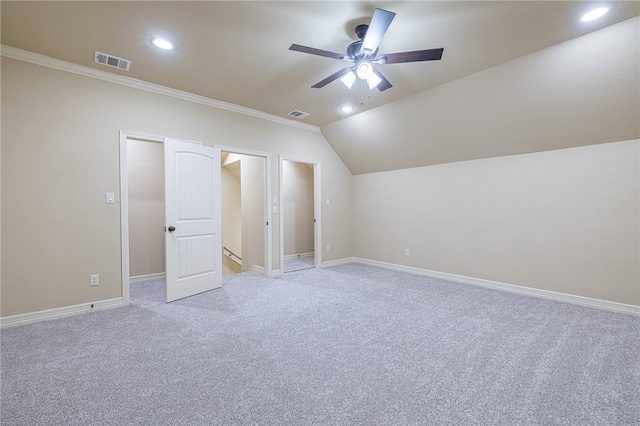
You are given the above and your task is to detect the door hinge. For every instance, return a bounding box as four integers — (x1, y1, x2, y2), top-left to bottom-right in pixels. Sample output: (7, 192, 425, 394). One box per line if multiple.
(266, 221, 269, 226)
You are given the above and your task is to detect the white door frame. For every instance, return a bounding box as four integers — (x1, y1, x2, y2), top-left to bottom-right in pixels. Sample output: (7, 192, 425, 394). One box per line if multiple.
(216, 145, 273, 278)
(120, 131, 163, 306)
(279, 155, 321, 273)
(119, 131, 207, 306)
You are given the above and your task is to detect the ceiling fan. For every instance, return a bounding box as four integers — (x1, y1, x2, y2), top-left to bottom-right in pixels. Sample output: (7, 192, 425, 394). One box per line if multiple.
(289, 8, 444, 92)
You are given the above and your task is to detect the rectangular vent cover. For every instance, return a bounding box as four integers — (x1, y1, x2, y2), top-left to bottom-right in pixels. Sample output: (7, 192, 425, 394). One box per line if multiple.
(287, 110, 310, 119)
(95, 51, 131, 71)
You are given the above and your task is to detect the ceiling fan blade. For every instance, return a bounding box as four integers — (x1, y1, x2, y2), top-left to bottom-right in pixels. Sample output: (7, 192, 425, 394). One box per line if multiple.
(382, 48, 444, 64)
(289, 44, 347, 60)
(311, 67, 353, 88)
(372, 68, 393, 91)
(361, 8, 396, 54)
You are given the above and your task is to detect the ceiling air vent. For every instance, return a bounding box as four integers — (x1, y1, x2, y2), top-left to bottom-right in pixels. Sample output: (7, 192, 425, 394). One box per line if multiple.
(94, 51, 131, 71)
(287, 110, 310, 119)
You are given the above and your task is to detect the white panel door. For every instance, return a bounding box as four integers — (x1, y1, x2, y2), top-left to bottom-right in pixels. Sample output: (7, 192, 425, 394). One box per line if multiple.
(164, 138, 222, 302)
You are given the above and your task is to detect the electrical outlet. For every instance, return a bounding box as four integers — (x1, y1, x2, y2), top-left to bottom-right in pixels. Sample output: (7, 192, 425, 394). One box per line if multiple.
(404, 249, 410, 257)
(326, 245, 331, 253)
(90, 274, 100, 286)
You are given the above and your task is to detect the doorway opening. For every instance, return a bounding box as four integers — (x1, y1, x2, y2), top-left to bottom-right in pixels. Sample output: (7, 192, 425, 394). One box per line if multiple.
(120, 132, 272, 305)
(125, 136, 165, 286)
(279, 155, 321, 274)
(220, 150, 268, 276)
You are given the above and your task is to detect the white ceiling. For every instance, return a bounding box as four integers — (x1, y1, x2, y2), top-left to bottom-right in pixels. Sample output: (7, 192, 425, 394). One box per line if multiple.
(2, 1, 638, 128)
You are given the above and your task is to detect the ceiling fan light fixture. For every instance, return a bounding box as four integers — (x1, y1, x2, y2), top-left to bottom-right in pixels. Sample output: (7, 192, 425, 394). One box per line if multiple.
(580, 7, 609, 22)
(366, 72, 382, 90)
(356, 61, 373, 79)
(340, 71, 356, 89)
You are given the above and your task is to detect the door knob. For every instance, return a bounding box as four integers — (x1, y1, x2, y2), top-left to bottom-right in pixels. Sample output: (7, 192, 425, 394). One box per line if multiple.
(168, 226, 176, 232)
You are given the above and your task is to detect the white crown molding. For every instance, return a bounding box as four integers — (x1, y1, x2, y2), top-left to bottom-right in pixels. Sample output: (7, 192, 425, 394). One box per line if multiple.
(1, 44, 321, 134)
(352, 258, 640, 316)
(1, 297, 124, 329)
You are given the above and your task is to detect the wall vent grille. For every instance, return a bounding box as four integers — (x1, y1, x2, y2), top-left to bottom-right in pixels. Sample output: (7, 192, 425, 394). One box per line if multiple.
(287, 110, 310, 119)
(95, 51, 131, 71)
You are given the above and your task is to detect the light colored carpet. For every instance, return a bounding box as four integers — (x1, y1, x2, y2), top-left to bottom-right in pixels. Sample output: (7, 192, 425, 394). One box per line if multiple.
(283, 255, 315, 273)
(2, 263, 639, 425)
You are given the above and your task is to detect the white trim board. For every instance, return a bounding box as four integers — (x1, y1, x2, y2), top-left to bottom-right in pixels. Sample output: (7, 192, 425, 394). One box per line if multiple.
(0, 298, 124, 329)
(352, 258, 640, 316)
(252, 265, 265, 274)
(130, 273, 166, 283)
(1, 45, 320, 134)
(284, 252, 314, 260)
(319, 257, 355, 269)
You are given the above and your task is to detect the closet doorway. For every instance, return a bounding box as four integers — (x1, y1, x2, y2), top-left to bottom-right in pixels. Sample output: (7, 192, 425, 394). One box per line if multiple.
(120, 134, 273, 306)
(126, 138, 165, 284)
(279, 156, 321, 273)
(218, 146, 272, 277)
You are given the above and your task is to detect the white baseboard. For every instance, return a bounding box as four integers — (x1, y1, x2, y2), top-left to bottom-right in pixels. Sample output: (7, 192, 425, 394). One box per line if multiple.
(320, 257, 356, 268)
(271, 269, 283, 278)
(284, 252, 314, 260)
(130, 272, 165, 283)
(252, 265, 265, 274)
(0, 297, 124, 329)
(352, 258, 640, 316)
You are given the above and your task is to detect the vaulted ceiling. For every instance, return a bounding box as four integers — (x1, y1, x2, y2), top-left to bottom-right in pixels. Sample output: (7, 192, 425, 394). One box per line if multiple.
(2, 1, 639, 174)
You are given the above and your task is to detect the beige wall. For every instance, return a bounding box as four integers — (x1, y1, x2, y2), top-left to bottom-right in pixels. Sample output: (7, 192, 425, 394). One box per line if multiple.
(127, 139, 165, 277)
(353, 140, 640, 305)
(283, 160, 314, 256)
(239, 154, 265, 272)
(1, 57, 352, 317)
(221, 165, 241, 275)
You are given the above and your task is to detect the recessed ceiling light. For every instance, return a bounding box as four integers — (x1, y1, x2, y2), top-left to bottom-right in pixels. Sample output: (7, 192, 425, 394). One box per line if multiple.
(152, 38, 174, 50)
(340, 106, 354, 113)
(580, 7, 609, 22)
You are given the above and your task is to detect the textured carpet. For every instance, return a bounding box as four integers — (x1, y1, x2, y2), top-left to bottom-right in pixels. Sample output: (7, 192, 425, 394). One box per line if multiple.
(283, 256, 315, 273)
(2, 263, 639, 425)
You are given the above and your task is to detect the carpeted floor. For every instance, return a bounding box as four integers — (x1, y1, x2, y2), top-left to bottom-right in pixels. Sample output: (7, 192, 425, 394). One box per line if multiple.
(1, 263, 639, 425)
(283, 256, 315, 273)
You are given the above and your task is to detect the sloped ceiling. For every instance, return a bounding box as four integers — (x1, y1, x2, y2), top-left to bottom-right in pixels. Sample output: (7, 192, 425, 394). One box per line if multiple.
(322, 16, 640, 174)
(1, 2, 639, 174)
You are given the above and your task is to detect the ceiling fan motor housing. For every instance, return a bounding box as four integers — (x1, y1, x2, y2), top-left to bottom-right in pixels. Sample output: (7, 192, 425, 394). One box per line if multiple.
(348, 24, 378, 60)
(347, 41, 377, 60)
(355, 24, 369, 40)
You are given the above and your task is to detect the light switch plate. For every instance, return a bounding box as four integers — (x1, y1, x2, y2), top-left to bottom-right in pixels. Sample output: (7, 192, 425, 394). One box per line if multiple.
(105, 193, 115, 204)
